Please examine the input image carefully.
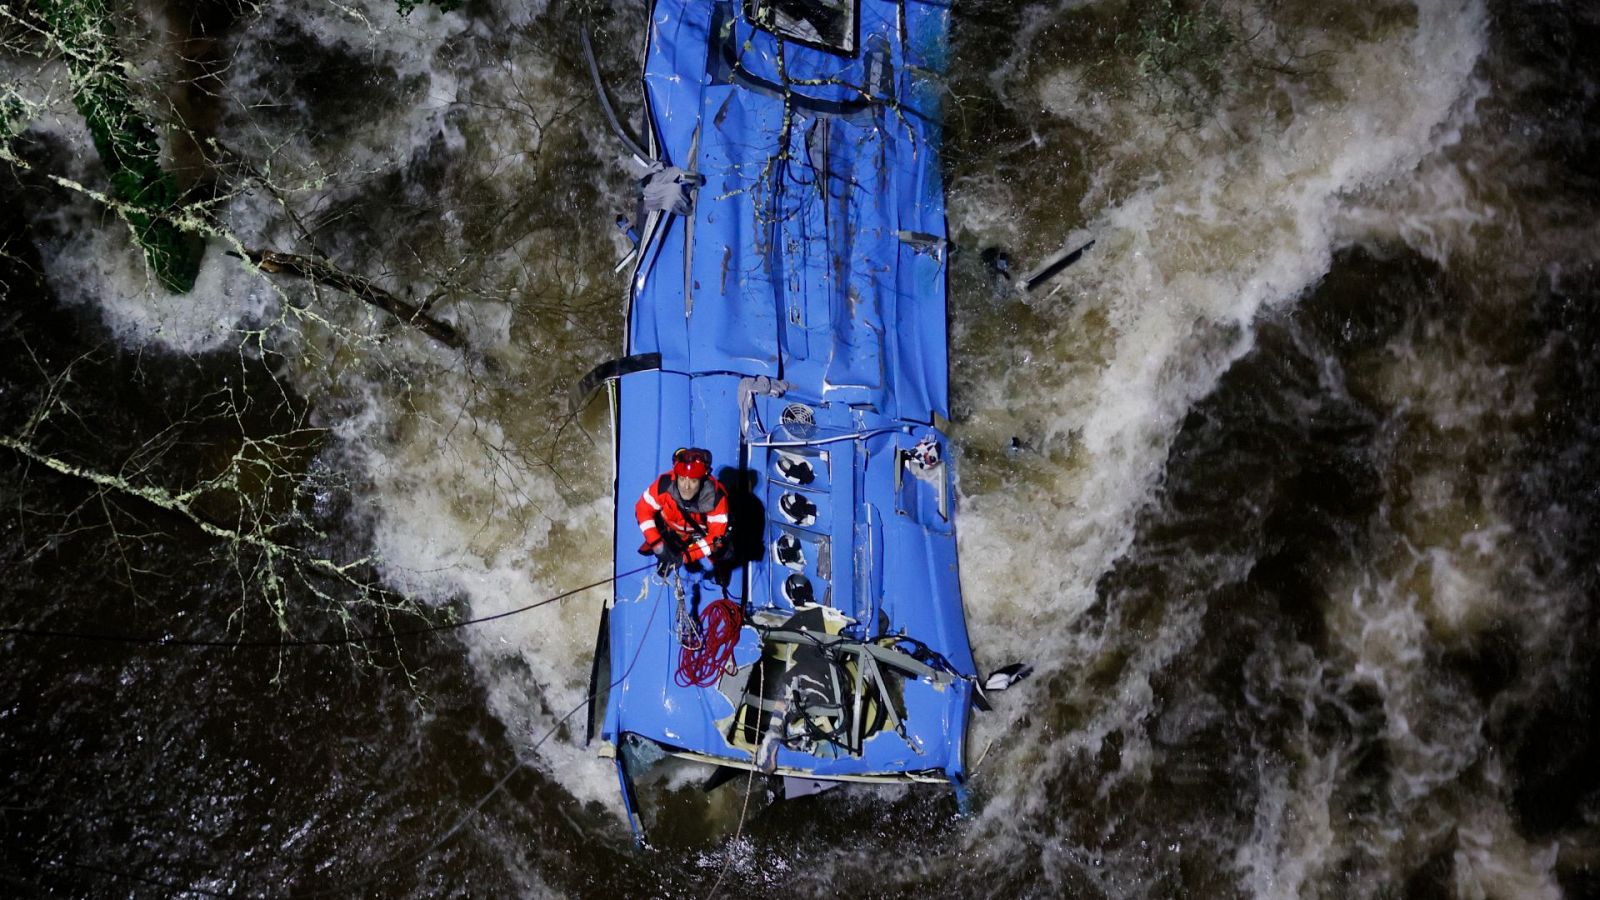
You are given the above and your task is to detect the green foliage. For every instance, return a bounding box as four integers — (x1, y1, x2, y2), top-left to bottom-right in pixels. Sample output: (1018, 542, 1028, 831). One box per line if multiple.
(1118, 0, 1238, 102)
(0, 91, 26, 172)
(32, 0, 204, 293)
(0, 92, 24, 138)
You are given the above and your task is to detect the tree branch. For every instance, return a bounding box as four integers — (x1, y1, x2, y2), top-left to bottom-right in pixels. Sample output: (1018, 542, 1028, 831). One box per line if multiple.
(238, 249, 466, 350)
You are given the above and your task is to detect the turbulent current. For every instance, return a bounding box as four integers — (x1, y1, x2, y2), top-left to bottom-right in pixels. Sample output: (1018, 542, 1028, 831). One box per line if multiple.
(2, 0, 1598, 896)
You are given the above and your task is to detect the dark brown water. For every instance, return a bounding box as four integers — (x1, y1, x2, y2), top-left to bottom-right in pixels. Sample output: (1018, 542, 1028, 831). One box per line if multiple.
(3, 0, 1598, 896)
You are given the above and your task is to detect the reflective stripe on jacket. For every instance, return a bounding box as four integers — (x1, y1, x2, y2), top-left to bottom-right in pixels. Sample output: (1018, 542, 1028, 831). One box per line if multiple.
(635, 473, 730, 563)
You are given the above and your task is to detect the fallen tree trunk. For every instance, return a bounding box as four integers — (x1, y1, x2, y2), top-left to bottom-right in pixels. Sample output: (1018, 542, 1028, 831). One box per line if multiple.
(241, 249, 465, 350)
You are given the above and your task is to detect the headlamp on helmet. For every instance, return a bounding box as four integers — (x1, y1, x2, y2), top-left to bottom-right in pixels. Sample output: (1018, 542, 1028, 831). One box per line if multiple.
(672, 447, 712, 479)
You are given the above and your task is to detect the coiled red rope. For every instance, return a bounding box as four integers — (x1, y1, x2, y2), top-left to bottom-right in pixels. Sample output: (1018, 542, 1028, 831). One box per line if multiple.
(675, 598, 744, 687)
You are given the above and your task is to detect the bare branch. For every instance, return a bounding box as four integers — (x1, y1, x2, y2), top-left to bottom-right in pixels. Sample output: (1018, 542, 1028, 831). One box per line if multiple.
(238, 248, 466, 350)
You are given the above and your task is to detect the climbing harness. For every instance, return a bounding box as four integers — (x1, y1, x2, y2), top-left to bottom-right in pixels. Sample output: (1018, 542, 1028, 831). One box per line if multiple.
(671, 570, 703, 652)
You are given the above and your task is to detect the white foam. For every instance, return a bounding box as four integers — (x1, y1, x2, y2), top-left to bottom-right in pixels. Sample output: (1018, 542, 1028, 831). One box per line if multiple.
(6, 0, 629, 808)
(952, 0, 1493, 882)
(1452, 782, 1562, 900)
(1235, 750, 1341, 900)
(32, 215, 279, 352)
(1226, 319, 1542, 893)
(961, 0, 1487, 671)
(14, 0, 1546, 878)
(1336, 149, 1496, 267)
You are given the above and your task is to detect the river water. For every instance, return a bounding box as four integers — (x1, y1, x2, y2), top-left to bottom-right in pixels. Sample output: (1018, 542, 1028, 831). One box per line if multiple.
(2, 0, 1597, 896)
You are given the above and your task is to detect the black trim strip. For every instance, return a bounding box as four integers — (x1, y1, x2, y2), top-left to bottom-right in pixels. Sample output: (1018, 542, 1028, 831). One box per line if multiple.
(571, 352, 664, 414)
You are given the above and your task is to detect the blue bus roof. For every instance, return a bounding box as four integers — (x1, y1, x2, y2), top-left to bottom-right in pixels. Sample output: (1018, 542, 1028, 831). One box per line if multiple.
(598, 0, 975, 796)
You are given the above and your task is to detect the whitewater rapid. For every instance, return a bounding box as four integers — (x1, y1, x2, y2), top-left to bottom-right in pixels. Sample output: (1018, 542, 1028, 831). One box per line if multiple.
(9, 0, 1596, 894)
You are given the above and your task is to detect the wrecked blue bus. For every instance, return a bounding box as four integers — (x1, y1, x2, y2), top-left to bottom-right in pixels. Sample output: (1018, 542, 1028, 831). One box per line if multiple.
(581, 0, 990, 840)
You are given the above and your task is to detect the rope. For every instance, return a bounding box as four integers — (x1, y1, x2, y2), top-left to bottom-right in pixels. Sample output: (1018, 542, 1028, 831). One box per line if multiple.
(707, 651, 762, 900)
(675, 598, 743, 688)
(290, 584, 664, 899)
(0, 563, 655, 650)
(18, 584, 668, 899)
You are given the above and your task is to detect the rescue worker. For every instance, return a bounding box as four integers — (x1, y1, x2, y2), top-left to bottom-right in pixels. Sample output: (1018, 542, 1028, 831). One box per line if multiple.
(636, 447, 731, 576)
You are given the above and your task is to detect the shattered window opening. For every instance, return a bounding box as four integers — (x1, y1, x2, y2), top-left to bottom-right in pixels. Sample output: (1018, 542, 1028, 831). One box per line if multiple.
(745, 0, 859, 55)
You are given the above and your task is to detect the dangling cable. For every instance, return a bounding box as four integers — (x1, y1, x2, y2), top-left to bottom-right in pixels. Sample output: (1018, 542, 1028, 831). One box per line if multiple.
(24, 585, 670, 899)
(580, 23, 649, 162)
(0, 563, 655, 651)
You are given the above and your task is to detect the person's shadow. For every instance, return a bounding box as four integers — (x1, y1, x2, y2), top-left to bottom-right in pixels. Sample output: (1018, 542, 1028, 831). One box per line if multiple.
(716, 466, 766, 585)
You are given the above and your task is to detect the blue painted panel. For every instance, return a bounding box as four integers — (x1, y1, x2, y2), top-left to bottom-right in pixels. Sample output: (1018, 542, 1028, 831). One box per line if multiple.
(601, 0, 975, 790)
(629, 0, 950, 419)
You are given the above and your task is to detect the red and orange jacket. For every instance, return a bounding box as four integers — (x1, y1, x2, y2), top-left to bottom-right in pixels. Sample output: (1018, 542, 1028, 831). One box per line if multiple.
(635, 473, 730, 563)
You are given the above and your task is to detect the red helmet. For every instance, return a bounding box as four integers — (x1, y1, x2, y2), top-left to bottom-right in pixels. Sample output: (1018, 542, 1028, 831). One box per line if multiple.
(672, 447, 711, 479)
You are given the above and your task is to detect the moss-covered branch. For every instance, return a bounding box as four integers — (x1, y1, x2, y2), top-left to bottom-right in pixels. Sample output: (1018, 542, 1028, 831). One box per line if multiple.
(241, 249, 466, 350)
(30, 0, 205, 292)
(0, 434, 359, 572)
(0, 431, 416, 633)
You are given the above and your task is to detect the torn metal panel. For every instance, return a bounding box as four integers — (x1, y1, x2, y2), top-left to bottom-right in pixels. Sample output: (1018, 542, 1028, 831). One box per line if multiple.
(595, 0, 976, 835)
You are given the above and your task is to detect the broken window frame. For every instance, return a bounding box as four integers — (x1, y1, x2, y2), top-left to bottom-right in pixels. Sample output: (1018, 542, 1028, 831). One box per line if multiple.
(743, 0, 861, 56)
